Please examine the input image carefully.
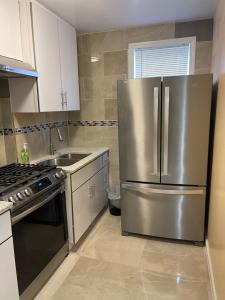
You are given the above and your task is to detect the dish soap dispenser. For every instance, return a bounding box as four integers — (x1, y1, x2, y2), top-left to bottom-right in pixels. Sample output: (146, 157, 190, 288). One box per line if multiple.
(21, 143, 30, 164)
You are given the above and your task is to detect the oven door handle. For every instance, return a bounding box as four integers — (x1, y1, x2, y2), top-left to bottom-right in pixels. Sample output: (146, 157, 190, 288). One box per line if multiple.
(12, 186, 64, 225)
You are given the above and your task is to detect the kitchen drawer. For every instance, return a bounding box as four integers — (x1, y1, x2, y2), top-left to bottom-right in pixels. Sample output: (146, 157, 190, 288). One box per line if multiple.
(71, 156, 103, 192)
(0, 211, 12, 245)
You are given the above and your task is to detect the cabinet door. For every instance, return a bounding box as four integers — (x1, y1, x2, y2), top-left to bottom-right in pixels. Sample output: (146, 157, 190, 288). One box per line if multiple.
(58, 18, 80, 111)
(0, 0, 22, 61)
(0, 238, 19, 300)
(91, 167, 108, 221)
(72, 181, 92, 243)
(31, 2, 62, 112)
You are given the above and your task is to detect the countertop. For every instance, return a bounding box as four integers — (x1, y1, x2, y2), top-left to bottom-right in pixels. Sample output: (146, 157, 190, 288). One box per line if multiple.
(33, 147, 109, 174)
(0, 201, 12, 215)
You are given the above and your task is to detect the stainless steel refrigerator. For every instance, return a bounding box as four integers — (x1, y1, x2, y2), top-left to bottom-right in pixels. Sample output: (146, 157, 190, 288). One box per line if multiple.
(118, 74, 212, 243)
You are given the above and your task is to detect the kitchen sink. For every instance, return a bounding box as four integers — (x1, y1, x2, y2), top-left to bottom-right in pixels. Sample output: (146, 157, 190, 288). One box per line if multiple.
(39, 153, 91, 167)
(58, 153, 91, 160)
(39, 158, 77, 167)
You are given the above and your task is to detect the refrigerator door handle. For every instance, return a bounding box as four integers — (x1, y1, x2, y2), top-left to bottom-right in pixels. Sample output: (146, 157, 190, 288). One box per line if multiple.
(153, 87, 159, 175)
(121, 183, 205, 195)
(163, 86, 170, 176)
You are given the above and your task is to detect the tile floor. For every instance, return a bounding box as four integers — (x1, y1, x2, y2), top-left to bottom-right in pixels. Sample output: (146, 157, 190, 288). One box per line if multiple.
(35, 211, 212, 300)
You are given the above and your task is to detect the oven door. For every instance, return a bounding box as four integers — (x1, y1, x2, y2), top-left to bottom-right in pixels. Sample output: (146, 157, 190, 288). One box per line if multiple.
(11, 185, 68, 299)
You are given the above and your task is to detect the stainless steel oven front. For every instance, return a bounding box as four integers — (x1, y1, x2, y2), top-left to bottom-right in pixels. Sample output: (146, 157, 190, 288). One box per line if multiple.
(11, 183, 69, 300)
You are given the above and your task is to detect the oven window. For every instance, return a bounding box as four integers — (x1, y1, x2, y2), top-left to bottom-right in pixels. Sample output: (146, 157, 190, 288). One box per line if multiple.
(12, 192, 68, 295)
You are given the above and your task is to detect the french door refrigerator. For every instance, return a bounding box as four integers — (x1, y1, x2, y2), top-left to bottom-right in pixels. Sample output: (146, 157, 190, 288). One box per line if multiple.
(118, 74, 212, 243)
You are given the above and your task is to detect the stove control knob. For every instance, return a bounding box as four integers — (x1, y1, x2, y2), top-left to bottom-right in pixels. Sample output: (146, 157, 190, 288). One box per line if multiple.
(24, 189, 31, 197)
(8, 196, 16, 203)
(17, 192, 24, 201)
(55, 172, 61, 179)
(60, 170, 65, 177)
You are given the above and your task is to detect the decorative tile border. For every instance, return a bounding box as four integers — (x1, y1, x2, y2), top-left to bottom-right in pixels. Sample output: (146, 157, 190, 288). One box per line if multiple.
(15, 121, 68, 135)
(0, 128, 14, 136)
(69, 120, 118, 127)
(0, 120, 118, 136)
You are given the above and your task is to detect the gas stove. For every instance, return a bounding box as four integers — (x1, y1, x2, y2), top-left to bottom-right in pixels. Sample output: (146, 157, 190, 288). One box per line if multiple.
(0, 163, 66, 212)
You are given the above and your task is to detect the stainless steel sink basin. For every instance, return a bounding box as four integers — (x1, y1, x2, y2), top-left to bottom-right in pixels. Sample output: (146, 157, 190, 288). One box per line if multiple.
(39, 158, 77, 167)
(39, 153, 91, 167)
(58, 153, 91, 160)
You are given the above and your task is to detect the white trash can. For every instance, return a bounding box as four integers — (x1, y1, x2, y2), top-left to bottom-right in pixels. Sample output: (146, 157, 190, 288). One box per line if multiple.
(107, 185, 121, 209)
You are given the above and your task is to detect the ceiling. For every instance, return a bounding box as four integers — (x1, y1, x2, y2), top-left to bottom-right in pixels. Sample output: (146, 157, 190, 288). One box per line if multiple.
(38, 0, 218, 33)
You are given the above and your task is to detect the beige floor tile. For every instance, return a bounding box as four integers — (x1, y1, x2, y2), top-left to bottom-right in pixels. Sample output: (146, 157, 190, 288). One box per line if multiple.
(51, 256, 211, 300)
(140, 271, 211, 300)
(36, 212, 212, 300)
(140, 249, 209, 281)
(144, 238, 205, 257)
(52, 257, 149, 300)
(79, 221, 146, 268)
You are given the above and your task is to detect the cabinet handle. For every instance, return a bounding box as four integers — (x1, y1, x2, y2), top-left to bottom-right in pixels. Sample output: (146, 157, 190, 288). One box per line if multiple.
(61, 91, 65, 110)
(65, 91, 68, 109)
(89, 186, 95, 198)
(163, 86, 170, 176)
(93, 184, 96, 196)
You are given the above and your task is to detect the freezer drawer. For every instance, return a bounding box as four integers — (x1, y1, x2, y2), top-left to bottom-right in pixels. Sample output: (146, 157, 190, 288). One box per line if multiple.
(121, 183, 206, 242)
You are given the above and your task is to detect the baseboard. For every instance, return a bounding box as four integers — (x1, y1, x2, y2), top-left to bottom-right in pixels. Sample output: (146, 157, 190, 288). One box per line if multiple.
(205, 239, 217, 300)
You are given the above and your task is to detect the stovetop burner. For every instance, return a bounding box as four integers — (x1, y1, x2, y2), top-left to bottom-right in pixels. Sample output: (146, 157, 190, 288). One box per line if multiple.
(0, 163, 56, 195)
(0, 163, 66, 212)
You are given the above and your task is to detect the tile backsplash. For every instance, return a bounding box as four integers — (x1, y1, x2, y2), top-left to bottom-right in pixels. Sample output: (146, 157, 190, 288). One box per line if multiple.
(13, 112, 70, 162)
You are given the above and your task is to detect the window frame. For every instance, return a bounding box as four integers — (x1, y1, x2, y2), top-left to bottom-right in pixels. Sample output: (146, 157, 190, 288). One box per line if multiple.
(128, 37, 196, 79)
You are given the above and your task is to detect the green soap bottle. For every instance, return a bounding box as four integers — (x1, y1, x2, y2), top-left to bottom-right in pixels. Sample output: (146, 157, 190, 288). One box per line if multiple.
(21, 143, 30, 164)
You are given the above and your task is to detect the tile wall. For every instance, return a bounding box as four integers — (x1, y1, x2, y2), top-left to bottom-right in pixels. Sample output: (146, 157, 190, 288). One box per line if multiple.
(13, 112, 69, 161)
(69, 19, 213, 186)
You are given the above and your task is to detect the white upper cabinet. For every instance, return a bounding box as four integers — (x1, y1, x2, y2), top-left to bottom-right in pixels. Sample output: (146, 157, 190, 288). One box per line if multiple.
(31, 2, 62, 112)
(58, 19, 80, 111)
(10, 1, 80, 112)
(0, 0, 22, 61)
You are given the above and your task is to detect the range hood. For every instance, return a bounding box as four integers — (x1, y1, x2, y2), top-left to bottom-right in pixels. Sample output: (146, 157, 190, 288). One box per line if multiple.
(0, 64, 38, 78)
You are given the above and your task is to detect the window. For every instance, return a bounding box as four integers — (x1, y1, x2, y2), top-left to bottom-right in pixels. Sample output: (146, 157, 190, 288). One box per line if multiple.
(128, 37, 196, 78)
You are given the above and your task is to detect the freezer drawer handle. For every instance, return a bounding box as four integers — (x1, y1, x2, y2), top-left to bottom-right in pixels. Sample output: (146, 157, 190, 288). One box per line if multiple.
(163, 86, 170, 176)
(153, 87, 159, 175)
(121, 183, 205, 195)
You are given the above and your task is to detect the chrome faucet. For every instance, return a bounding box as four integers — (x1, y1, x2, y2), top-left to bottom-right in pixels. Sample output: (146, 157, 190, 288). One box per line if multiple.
(49, 125, 64, 155)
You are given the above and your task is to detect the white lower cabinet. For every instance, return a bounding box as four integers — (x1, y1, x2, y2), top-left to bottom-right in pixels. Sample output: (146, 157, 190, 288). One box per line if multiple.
(71, 153, 109, 244)
(90, 166, 108, 222)
(0, 211, 19, 300)
(73, 181, 93, 243)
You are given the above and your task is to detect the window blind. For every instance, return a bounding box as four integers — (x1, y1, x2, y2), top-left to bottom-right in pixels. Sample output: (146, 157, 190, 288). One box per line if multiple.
(134, 44, 191, 78)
